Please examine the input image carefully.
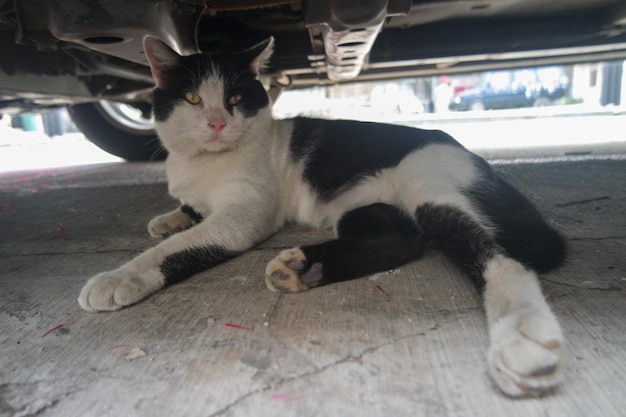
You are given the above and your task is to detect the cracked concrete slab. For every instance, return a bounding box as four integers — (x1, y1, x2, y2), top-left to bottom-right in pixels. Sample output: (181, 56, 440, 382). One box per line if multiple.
(0, 158, 625, 417)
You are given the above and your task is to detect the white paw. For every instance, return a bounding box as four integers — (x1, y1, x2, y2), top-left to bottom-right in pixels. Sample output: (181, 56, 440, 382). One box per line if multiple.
(78, 268, 163, 312)
(488, 309, 565, 397)
(265, 248, 322, 293)
(148, 209, 193, 238)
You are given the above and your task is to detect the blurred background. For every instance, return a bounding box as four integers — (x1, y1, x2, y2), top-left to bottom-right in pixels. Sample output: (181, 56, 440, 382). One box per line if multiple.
(2, 59, 625, 173)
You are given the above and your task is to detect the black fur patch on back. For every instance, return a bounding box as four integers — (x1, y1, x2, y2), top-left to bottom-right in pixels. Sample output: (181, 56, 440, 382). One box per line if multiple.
(290, 118, 461, 200)
(152, 52, 269, 122)
(160, 245, 240, 286)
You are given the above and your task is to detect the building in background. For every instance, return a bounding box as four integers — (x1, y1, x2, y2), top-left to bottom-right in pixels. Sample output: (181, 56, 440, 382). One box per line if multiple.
(571, 61, 625, 106)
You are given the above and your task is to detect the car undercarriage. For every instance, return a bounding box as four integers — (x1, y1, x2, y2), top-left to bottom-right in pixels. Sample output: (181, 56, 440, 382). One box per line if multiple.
(1, 0, 625, 159)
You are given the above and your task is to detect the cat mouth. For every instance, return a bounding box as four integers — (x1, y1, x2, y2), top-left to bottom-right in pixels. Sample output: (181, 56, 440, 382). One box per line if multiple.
(198, 133, 231, 151)
(202, 131, 224, 143)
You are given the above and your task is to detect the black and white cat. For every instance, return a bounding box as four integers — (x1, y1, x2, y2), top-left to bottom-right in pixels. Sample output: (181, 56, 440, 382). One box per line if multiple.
(78, 37, 567, 397)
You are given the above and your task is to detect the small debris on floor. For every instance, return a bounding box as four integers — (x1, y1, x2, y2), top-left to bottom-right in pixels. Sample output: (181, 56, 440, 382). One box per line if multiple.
(125, 347, 146, 360)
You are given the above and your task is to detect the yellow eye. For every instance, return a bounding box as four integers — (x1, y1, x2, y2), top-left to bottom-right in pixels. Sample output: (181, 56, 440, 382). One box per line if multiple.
(184, 91, 201, 105)
(227, 94, 242, 106)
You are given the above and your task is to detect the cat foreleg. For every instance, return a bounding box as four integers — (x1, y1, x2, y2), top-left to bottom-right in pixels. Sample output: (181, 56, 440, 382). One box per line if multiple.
(79, 205, 274, 312)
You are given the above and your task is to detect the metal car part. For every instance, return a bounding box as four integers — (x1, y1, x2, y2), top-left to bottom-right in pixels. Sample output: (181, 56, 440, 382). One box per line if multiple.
(15, 0, 204, 61)
(305, 0, 412, 81)
(0, 0, 625, 102)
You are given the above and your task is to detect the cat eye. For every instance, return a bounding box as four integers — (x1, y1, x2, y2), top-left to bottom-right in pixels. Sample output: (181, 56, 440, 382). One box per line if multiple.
(227, 94, 242, 106)
(184, 91, 201, 105)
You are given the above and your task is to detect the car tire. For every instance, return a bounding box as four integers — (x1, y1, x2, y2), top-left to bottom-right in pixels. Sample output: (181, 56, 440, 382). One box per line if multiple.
(67, 101, 166, 161)
(469, 101, 485, 111)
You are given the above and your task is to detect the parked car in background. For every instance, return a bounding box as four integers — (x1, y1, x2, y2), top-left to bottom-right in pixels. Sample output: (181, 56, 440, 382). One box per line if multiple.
(449, 67, 569, 111)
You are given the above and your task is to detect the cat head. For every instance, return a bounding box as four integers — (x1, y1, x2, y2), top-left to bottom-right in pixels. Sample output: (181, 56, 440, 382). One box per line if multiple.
(144, 37, 274, 155)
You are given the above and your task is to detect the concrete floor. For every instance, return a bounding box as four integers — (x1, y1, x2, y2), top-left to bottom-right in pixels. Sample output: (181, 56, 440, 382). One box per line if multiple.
(1, 156, 625, 417)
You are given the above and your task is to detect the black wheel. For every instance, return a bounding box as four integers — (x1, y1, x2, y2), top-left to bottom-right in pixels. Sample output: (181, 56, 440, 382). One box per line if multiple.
(67, 101, 166, 161)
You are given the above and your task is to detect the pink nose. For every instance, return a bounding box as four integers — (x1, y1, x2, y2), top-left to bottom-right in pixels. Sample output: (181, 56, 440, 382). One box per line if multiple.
(209, 120, 226, 132)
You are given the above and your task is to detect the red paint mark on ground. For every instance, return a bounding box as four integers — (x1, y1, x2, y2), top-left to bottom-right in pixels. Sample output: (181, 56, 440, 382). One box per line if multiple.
(225, 323, 254, 331)
(375, 284, 391, 299)
(272, 393, 308, 402)
(134, 396, 157, 409)
(41, 320, 75, 338)
(109, 344, 132, 350)
(60, 236, 70, 242)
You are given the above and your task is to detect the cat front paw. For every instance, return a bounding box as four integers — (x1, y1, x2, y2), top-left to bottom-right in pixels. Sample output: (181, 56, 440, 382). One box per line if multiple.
(488, 309, 565, 397)
(148, 209, 194, 238)
(78, 268, 163, 312)
(265, 248, 323, 293)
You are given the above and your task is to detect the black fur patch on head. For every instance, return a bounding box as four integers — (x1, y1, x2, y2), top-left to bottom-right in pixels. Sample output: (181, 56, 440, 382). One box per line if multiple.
(152, 52, 269, 122)
(152, 54, 208, 122)
(220, 52, 271, 118)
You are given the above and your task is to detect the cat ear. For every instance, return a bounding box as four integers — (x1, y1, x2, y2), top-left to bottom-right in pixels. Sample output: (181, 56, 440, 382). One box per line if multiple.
(143, 36, 181, 87)
(241, 37, 274, 76)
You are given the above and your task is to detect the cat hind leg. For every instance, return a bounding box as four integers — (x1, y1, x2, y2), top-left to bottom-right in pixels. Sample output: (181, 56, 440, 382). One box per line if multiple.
(484, 254, 565, 396)
(414, 202, 565, 396)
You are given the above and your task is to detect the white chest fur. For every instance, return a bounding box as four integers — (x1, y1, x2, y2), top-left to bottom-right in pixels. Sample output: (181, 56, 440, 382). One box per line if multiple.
(164, 129, 285, 221)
